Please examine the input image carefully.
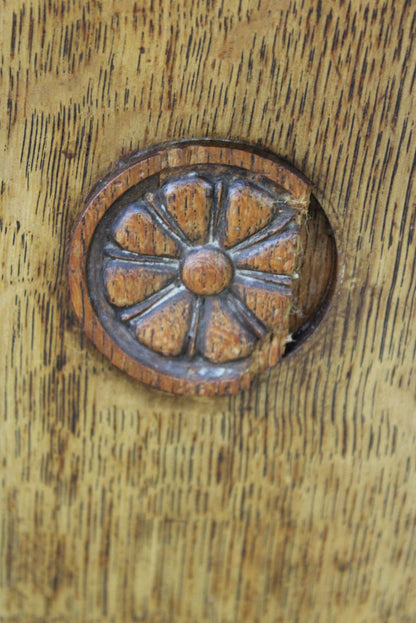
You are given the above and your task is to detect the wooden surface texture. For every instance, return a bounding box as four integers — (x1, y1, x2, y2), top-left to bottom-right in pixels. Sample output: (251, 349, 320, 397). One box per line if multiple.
(1, 1, 416, 622)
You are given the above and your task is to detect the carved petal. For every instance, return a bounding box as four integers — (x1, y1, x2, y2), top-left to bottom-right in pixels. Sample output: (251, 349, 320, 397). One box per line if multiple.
(219, 182, 277, 249)
(112, 203, 181, 257)
(134, 290, 194, 357)
(232, 276, 291, 331)
(104, 261, 178, 307)
(234, 227, 298, 274)
(162, 176, 212, 244)
(198, 297, 256, 363)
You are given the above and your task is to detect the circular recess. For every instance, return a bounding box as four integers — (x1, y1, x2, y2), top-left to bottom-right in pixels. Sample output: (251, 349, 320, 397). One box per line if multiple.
(68, 141, 336, 395)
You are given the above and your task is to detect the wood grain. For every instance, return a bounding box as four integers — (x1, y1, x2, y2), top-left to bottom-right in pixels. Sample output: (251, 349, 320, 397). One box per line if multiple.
(1, 1, 416, 622)
(163, 175, 212, 244)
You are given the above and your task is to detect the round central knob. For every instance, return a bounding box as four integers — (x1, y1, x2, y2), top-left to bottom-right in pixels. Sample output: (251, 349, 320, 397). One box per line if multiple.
(181, 247, 233, 295)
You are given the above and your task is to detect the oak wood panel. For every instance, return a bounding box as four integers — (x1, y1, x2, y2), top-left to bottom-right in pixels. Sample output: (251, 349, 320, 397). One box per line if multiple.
(1, 1, 416, 622)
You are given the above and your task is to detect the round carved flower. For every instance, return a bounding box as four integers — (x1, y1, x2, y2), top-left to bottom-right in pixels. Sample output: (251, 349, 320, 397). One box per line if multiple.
(70, 142, 314, 394)
(101, 172, 299, 364)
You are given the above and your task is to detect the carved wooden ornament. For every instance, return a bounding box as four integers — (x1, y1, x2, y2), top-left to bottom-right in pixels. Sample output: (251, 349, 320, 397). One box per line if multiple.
(69, 141, 312, 395)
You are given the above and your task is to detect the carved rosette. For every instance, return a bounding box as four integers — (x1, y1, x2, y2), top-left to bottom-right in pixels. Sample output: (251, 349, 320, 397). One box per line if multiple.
(69, 142, 312, 395)
(104, 175, 300, 363)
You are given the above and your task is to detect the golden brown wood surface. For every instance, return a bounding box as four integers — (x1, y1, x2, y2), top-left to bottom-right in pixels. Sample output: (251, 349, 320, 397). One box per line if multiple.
(1, 1, 416, 622)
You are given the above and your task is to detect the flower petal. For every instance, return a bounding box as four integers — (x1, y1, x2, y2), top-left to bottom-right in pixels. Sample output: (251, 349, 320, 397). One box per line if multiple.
(104, 260, 178, 307)
(233, 226, 298, 275)
(198, 296, 257, 363)
(232, 274, 291, 331)
(133, 290, 194, 357)
(218, 182, 277, 249)
(162, 176, 213, 244)
(112, 203, 181, 257)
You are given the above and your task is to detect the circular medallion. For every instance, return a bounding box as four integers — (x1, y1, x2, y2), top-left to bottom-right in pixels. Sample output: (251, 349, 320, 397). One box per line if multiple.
(69, 140, 332, 395)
